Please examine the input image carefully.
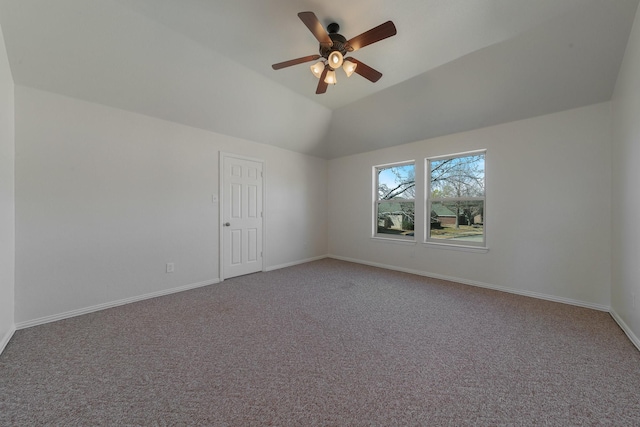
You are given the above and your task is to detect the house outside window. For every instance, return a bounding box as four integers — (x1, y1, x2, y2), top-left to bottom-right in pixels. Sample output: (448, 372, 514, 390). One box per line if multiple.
(427, 151, 486, 247)
(374, 161, 415, 240)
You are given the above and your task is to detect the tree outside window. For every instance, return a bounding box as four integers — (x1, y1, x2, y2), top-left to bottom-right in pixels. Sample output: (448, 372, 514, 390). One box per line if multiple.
(427, 152, 485, 246)
(375, 162, 415, 239)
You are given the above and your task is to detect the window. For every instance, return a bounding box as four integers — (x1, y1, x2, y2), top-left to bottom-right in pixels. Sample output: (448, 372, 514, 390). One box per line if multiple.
(374, 162, 415, 240)
(427, 151, 485, 247)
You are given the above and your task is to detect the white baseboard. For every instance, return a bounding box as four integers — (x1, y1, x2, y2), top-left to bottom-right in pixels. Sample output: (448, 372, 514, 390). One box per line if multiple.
(328, 254, 611, 312)
(264, 255, 328, 272)
(0, 325, 16, 356)
(16, 279, 220, 330)
(609, 309, 640, 352)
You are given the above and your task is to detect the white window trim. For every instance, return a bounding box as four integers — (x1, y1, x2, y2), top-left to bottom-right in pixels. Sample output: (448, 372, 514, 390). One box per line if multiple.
(422, 241, 489, 253)
(425, 150, 487, 250)
(372, 160, 416, 242)
(372, 236, 417, 245)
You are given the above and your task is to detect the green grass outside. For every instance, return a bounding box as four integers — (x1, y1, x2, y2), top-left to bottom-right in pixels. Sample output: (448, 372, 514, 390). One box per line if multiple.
(430, 224, 483, 239)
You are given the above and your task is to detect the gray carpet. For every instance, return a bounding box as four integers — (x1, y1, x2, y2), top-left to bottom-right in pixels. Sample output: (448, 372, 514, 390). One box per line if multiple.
(1, 259, 639, 426)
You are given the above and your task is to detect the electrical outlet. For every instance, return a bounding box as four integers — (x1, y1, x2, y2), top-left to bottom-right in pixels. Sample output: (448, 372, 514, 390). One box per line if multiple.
(166, 262, 174, 273)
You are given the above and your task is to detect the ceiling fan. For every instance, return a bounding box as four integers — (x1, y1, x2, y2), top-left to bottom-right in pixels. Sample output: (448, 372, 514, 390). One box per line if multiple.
(272, 12, 397, 94)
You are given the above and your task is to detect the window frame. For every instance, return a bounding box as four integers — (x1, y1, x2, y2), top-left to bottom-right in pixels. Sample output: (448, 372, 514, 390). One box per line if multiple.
(372, 160, 416, 242)
(425, 150, 487, 249)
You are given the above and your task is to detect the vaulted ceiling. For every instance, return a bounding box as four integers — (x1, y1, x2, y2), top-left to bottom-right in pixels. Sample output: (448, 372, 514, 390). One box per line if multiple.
(0, 0, 638, 158)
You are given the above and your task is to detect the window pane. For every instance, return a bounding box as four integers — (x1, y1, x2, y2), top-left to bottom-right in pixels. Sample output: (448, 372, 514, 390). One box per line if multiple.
(430, 154, 484, 198)
(378, 164, 415, 201)
(429, 201, 484, 243)
(377, 200, 415, 237)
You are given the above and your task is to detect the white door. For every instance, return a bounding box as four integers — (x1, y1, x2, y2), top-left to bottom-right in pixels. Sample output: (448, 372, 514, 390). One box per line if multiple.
(221, 154, 264, 279)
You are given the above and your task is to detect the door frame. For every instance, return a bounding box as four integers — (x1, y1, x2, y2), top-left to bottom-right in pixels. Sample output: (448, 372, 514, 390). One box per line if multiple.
(219, 151, 266, 281)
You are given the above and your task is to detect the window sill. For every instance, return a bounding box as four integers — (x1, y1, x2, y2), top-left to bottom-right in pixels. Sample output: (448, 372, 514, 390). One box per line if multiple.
(422, 241, 489, 253)
(371, 236, 417, 246)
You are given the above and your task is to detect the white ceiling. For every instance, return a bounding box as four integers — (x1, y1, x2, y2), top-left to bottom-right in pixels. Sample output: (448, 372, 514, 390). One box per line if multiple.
(0, 0, 638, 158)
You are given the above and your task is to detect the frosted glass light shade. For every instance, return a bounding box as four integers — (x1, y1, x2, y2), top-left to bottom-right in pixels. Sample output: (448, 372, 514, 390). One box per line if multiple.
(310, 61, 324, 78)
(343, 60, 357, 77)
(324, 69, 337, 85)
(327, 51, 344, 69)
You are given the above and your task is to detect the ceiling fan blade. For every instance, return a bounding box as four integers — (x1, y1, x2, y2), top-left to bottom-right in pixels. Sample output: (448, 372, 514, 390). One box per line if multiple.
(298, 12, 333, 46)
(348, 58, 383, 82)
(316, 66, 329, 94)
(346, 21, 397, 52)
(272, 55, 321, 70)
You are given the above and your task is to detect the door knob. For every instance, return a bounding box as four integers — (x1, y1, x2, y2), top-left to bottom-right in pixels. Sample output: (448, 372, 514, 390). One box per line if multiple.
(224, 222, 231, 227)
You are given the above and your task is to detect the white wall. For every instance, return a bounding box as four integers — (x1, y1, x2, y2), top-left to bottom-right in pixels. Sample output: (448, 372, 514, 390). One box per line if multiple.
(0, 21, 14, 351)
(0, 0, 334, 158)
(611, 4, 640, 347)
(328, 102, 612, 309)
(14, 86, 328, 325)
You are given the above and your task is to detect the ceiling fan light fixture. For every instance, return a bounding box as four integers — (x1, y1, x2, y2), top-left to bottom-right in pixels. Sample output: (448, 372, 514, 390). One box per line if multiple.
(310, 61, 325, 78)
(272, 12, 397, 94)
(343, 59, 357, 77)
(328, 51, 344, 70)
(324, 69, 337, 85)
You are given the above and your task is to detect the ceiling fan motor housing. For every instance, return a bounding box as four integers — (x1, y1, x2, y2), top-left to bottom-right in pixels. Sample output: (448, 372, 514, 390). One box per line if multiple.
(320, 23, 352, 63)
